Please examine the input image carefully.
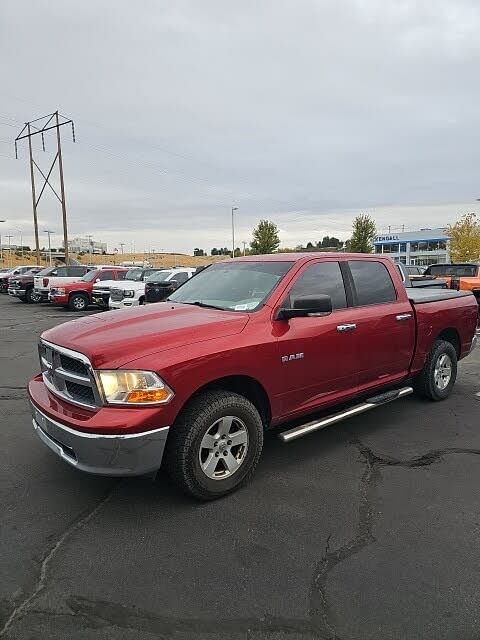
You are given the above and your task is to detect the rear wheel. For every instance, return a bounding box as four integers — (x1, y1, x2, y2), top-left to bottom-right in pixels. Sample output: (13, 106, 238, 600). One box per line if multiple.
(139, 296, 145, 305)
(69, 293, 89, 312)
(414, 339, 457, 401)
(164, 390, 263, 500)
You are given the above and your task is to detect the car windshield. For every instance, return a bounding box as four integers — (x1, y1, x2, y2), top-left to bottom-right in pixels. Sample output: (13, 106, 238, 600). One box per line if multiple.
(125, 268, 144, 281)
(168, 261, 292, 311)
(146, 270, 171, 282)
(81, 270, 99, 282)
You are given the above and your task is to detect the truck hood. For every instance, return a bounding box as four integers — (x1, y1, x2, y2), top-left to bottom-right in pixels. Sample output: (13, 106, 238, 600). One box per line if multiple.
(41, 302, 249, 369)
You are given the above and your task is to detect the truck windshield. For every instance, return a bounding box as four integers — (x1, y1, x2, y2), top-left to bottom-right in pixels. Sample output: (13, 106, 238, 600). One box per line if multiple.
(82, 270, 99, 282)
(146, 270, 171, 282)
(168, 261, 292, 311)
(125, 269, 144, 281)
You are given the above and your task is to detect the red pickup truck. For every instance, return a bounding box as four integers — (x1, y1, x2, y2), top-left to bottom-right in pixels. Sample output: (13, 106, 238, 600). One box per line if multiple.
(48, 267, 128, 311)
(28, 254, 478, 499)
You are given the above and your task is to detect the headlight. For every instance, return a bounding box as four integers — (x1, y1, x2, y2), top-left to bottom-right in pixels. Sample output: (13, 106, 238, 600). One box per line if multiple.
(123, 290, 135, 298)
(55, 288, 66, 295)
(97, 370, 174, 405)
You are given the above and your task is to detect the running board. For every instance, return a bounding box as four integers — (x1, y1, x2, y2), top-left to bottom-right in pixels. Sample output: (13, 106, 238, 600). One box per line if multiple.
(279, 386, 413, 443)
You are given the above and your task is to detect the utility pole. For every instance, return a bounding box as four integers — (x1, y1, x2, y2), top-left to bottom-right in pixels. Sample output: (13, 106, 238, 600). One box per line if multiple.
(15, 111, 75, 264)
(231, 206, 238, 257)
(242, 241, 247, 256)
(44, 230, 54, 266)
(86, 234, 93, 254)
(120, 243, 125, 255)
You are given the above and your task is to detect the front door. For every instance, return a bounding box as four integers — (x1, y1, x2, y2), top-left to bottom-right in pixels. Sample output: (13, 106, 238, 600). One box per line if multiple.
(274, 259, 359, 420)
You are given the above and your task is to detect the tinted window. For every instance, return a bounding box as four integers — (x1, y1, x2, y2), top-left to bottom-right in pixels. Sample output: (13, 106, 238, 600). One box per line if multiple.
(286, 261, 347, 310)
(68, 266, 87, 276)
(426, 264, 477, 277)
(98, 271, 114, 281)
(54, 267, 67, 277)
(116, 271, 128, 280)
(349, 261, 396, 305)
(172, 271, 189, 284)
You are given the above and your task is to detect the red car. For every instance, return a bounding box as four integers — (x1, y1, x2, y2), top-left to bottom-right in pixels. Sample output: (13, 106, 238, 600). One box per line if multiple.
(48, 267, 128, 311)
(29, 254, 478, 499)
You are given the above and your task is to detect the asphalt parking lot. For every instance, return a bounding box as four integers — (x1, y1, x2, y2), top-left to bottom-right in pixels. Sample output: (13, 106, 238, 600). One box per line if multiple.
(1, 295, 480, 640)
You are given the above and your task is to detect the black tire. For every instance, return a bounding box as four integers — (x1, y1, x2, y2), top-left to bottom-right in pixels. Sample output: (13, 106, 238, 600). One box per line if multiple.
(26, 287, 41, 304)
(68, 293, 89, 312)
(19, 296, 29, 303)
(164, 390, 263, 500)
(139, 296, 145, 305)
(414, 339, 457, 401)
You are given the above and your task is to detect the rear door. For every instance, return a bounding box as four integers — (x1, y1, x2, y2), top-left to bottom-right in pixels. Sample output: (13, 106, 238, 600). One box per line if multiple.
(346, 259, 415, 392)
(275, 259, 360, 418)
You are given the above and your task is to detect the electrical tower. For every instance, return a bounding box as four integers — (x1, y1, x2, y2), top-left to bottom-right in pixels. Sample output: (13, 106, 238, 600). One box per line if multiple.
(15, 111, 75, 264)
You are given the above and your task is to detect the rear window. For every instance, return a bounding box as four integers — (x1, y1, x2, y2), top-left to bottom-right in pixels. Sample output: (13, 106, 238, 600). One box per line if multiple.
(426, 264, 477, 277)
(349, 260, 396, 306)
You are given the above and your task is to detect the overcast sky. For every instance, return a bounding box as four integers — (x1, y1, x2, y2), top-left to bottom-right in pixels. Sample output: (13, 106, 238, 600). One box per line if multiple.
(1, 0, 479, 254)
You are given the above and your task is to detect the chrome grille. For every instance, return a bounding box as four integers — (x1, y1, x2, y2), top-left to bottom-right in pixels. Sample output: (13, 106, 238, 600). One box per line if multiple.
(38, 340, 101, 409)
(110, 288, 124, 301)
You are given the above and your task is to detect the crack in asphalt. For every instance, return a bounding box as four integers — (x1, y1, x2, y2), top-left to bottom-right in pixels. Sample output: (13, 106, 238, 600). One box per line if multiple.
(310, 434, 480, 639)
(3, 439, 480, 639)
(0, 482, 119, 638)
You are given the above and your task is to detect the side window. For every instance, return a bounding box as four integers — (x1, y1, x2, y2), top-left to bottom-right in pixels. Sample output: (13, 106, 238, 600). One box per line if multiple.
(67, 266, 84, 276)
(55, 267, 67, 277)
(286, 261, 347, 310)
(349, 261, 396, 306)
(98, 271, 114, 281)
(173, 271, 189, 284)
(116, 271, 127, 280)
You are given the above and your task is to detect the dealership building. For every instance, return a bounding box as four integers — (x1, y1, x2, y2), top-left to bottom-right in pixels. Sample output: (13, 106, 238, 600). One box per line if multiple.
(373, 228, 450, 266)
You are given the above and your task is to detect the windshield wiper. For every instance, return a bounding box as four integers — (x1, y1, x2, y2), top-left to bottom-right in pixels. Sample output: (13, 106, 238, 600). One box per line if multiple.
(182, 301, 226, 310)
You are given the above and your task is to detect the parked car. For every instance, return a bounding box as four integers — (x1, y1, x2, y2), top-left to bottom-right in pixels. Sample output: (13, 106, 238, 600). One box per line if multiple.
(446, 265, 480, 305)
(33, 265, 93, 301)
(92, 267, 163, 310)
(7, 266, 48, 303)
(144, 268, 196, 303)
(28, 254, 478, 500)
(49, 267, 129, 311)
(1, 265, 43, 293)
(395, 263, 448, 289)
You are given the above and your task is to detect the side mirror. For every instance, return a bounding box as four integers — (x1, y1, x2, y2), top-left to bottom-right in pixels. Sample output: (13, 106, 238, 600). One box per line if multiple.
(169, 279, 178, 289)
(276, 294, 333, 320)
(95, 278, 100, 283)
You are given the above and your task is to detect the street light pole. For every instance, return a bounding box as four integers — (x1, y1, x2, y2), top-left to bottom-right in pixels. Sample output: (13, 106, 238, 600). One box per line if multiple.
(242, 240, 247, 256)
(231, 206, 238, 258)
(5, 235, 13, 267)
(44, 230, 54, 266)
(0, 220, 5, 265)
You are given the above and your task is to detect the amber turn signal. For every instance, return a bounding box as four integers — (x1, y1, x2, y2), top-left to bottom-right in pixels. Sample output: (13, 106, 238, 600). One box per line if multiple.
(126, 388, 172, 403)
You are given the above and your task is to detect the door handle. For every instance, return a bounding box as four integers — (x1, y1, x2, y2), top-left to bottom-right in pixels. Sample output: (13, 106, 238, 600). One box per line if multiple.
(336, 323, 357, 332)
(396, 313, 412, 321)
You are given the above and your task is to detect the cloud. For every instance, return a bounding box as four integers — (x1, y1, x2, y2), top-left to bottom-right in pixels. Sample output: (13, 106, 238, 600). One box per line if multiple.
(0, 0, 479, 253)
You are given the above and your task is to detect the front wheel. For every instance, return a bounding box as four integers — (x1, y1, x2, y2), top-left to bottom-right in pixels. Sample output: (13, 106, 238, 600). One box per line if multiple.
(414, 339, 458, 401)
(68, 293, 89, 312)
(26, 288, 41, 304)
(164, 390, 263, 500)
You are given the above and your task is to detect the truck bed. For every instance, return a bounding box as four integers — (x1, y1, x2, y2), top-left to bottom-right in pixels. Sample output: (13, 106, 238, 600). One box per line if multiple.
(407, 289, 474, 304)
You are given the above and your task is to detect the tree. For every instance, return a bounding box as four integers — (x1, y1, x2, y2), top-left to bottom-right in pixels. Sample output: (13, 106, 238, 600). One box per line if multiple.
(211, 247, 218, 256)
(447, 212, 480, 262)
(348, 214, 376, 253)
(306, 241, 314, 249)
(194, 248, 205, 257)
(250, 219, 280, 255)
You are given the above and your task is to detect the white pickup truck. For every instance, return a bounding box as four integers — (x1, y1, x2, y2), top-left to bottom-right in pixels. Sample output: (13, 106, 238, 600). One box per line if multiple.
(91, 267, 162, 309)
(109, 267, 196, 309)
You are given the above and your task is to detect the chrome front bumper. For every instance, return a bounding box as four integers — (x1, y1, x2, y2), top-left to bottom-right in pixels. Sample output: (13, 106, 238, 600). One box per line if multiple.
(8, 288, 26, 297)
(31, 402, 170, 476)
